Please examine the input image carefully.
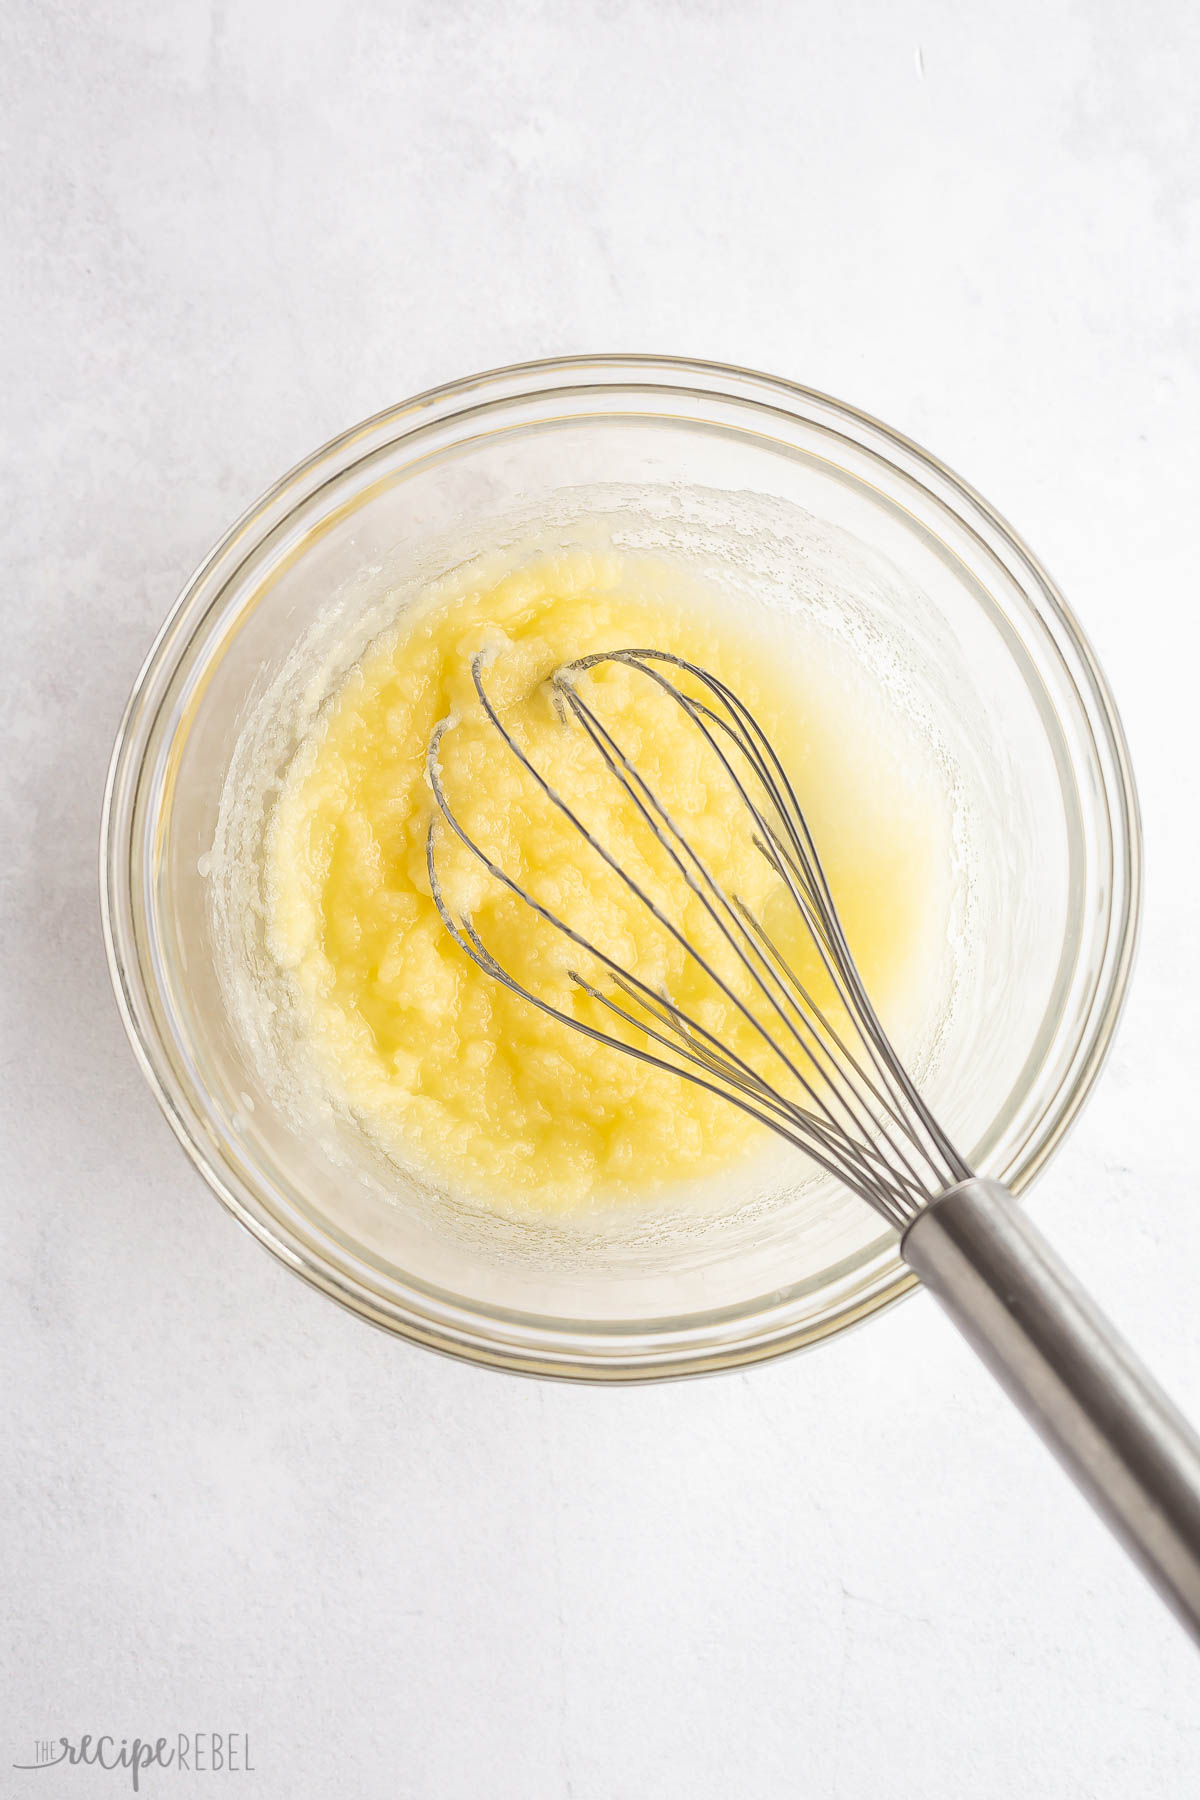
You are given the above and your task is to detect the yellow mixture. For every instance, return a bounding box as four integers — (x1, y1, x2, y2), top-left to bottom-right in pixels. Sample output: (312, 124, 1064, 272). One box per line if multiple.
(266, 550, 938, 1212)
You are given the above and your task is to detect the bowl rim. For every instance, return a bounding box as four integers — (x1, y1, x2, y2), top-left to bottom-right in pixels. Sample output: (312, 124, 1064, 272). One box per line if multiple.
(100, 353, 1143, 1380)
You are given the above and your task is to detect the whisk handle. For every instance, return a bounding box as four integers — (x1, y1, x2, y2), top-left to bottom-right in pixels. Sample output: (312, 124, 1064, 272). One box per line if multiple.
(902, 1177, 1200, 1643)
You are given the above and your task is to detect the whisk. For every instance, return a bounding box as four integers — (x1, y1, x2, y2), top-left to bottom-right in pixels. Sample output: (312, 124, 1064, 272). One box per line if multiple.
(427, 646, 1200, 1642)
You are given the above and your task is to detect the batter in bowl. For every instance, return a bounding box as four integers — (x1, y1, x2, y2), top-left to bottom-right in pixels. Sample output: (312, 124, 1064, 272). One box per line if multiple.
(265, 548, 948, 1212)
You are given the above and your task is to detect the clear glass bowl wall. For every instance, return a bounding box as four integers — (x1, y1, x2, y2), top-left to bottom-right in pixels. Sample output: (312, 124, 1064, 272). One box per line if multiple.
(102, 358, 1140, 1378)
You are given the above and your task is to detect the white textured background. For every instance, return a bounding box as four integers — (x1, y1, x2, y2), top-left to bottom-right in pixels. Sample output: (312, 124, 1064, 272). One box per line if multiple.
(3, 2, 1199, 1795)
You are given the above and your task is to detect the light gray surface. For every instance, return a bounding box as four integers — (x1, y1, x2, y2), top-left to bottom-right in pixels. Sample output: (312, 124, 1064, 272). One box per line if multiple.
(3, 2, 1199, 1795)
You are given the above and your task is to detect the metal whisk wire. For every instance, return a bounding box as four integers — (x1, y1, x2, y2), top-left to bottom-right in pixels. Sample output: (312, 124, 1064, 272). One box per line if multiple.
(425, 647, 969, 1233)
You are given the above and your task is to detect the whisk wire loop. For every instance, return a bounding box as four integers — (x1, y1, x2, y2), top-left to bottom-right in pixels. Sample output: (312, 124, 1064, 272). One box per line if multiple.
(426, 647, 970, 1229)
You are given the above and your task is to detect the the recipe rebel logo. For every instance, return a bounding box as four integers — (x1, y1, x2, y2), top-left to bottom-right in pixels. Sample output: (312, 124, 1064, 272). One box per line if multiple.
(12, 1734, 254, 1790)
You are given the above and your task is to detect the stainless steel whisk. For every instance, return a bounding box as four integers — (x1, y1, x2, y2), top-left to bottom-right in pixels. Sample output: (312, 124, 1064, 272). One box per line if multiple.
(427, 647, 1200, 1641)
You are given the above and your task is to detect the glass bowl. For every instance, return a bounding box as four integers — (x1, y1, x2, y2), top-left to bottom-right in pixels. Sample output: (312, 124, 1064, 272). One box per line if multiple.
(101, 356, 1140, 1379)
